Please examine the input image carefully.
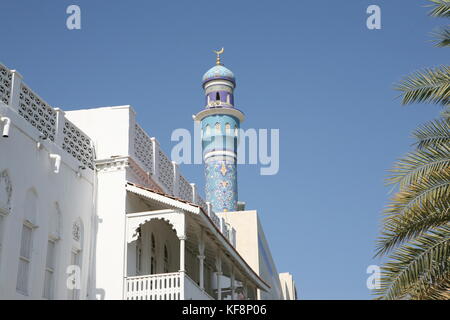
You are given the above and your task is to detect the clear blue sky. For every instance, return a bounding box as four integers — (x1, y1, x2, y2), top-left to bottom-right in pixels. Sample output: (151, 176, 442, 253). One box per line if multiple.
(1, 0, 448, 299)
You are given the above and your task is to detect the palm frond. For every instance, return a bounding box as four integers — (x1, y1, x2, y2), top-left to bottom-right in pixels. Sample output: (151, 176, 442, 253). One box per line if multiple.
(412, 118, 450, 150)
(442, 106, 450, 119)
(395, 66, 450, 106)
(387, 145, 450, 189)
(376, 205, 450, 256)
(428, 0, 450, 18)
(431, 26, 450, 47)
(374, 225, 450, 300)
(385, 169, 450, 218)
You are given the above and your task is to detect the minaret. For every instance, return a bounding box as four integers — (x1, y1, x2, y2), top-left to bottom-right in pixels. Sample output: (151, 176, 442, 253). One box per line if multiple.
(194, 49, 245, 212)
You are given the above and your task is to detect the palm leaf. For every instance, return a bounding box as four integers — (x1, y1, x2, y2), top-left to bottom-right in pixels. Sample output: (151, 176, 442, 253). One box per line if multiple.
(428, 0, 450, 18)
(374, 225, 450, 300)
(431, 26, 450, 47)
(395, 66, 450, 106)
(387, 145, 450, 189)
(376, 204, 450, 256)
(412, 117, 450, 150)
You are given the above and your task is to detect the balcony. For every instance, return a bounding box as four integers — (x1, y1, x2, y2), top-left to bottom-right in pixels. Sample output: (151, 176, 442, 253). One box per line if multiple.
(124, 272, 214, 300)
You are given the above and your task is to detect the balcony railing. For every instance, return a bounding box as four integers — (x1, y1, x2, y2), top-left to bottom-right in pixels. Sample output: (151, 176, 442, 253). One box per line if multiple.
(124, 272, 213, 300)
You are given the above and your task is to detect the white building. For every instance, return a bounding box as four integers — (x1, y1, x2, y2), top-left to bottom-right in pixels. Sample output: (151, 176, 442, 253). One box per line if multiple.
(0, 61, 296, 300)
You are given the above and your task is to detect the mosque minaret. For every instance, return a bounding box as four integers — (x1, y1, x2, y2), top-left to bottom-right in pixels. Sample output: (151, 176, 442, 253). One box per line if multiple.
(194, 49, 245, 212)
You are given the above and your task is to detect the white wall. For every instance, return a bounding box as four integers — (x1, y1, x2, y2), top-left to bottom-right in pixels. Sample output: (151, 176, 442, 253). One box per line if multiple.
(91, 167, 127, 300)
(0, 102, 94, 300)
(65, 106, 133, 160)
(217, 210, 284, 300)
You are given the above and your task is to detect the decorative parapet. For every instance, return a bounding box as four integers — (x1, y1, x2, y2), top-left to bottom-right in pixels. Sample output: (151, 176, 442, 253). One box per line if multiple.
(0, 64, 12, 105)
(178, 174, 193, 202)
(17, 83, 57, 142)
(133, 123, 154, 175)
(157, 149, 174, 193)
(0, 63, 94, 170)
(62, 118, 95, 170)
(195, 194, 207, 212)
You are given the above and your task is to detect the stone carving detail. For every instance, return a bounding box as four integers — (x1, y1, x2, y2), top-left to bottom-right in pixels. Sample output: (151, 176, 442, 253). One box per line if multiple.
(158, 150, 173, 193)
(0, 65, 12, 105)
(18, 84, 56, 142)
(178, 175, 192, 202)
(72, 221, 81, 242)
(134, 124, 153, 175)
(62, 120, 94, 170)
(0, 170, 12, 212)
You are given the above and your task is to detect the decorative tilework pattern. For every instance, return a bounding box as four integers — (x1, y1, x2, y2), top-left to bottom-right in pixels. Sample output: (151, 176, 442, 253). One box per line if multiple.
(205, 160, 237, 212)
(202, 65, 235, 83)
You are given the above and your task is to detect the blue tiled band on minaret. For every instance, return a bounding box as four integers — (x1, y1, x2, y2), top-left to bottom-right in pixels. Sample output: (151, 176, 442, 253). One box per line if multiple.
(202, 114, 239, 212)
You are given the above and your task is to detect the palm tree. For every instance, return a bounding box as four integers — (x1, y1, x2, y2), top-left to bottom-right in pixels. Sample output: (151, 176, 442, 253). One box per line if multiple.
(375, 0, 450, 300)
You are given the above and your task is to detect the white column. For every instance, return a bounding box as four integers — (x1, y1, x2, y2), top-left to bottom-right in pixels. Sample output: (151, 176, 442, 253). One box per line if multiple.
(9, 69, 23, 109)
(231, 267, 236, 300)
(172, 161, 179, 197)
(179, 236, 186, 272)
(198, 254, 205, 289)
(215, 255, 222, 300)
(197, 228, 205, 290)
(243, 281, 248, 300)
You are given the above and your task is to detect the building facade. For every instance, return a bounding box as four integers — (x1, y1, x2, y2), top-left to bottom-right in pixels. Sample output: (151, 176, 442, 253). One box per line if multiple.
(0, 55, 296, 300)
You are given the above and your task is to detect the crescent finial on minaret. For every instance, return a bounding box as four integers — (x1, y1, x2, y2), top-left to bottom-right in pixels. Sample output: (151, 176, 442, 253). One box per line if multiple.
(213, 48, 224, 65)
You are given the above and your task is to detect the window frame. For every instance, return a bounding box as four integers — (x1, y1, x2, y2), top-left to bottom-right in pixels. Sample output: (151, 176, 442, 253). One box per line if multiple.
(16, 220, 37, 296)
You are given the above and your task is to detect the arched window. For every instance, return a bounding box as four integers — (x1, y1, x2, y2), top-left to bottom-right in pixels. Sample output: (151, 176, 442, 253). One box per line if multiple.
(215, 123, 221, 134)
(17, 189, 38, 296)
(150, 233, 156, 274)
(234, 125, 239, 137)
(163, 244, 169, 273)
(151, 233, 156, 253)
(136, 228, 142, 275)
(225, 123, 231, 135)
(205, 125, 211, 136)
(43, 203, 61, 299)
(215, 92, 220, 101)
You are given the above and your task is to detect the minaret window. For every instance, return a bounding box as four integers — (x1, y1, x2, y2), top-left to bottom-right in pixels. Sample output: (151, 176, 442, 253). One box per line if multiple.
(225, 123, 231, 135)
(205, 125, 211, 136)
(215, 123, 221, 134)
(216, 92, 220, 101)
